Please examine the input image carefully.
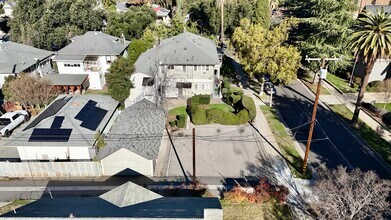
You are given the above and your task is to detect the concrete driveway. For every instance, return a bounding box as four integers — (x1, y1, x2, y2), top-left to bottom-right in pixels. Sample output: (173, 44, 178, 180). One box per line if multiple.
(156, 124, 267, 178)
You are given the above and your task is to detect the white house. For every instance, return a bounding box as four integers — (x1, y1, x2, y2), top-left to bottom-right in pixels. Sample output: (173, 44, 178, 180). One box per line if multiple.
(53, 31, 130, 90)
(0, 41, 53, 87)
(128, 32, 221, 105)
(2, 1, 15, 17)
(152, 4, 171, 25)
(0, 95, 119, 161)
(97, 98, 166, 176)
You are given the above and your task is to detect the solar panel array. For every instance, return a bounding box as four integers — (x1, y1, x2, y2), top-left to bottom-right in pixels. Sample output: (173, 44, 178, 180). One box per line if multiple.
(75, 100, 108, 131)
(29, 116, 72, 142)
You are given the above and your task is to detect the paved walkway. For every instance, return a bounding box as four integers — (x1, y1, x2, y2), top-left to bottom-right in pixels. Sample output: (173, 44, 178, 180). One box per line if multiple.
(321, 81, 391, 143)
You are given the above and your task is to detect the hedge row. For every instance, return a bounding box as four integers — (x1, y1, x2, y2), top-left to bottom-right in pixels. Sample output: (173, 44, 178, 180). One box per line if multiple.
(187, 94, 211, 115)
(193, 108, 250, 125)
(169, 114, 187, 128)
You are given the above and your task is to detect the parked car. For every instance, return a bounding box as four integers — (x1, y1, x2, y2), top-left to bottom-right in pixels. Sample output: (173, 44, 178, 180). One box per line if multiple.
(264, 82, 276, 95)
(0, 110, 30, 137)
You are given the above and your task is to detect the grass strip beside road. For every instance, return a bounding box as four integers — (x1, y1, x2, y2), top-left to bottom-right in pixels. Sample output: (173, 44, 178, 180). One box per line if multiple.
(260, 106, 311, 179)
(374, 103, 391, 112)
(220, 199, 292, 220)
(0, 200, 32, 215)
(301, 75, 331, 95)
(326, 73, 358, 93)
(330, 104, 391, 165)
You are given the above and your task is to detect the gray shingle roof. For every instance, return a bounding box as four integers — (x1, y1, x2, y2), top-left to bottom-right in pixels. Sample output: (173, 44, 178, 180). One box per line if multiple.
(98, 99, 166, 160)
(364, 5, 391, 14)
(53, 31, 130, 61)
(135, 32, 219, 77)
(0, 41, 53, 74)
(43, 74, 88, 86)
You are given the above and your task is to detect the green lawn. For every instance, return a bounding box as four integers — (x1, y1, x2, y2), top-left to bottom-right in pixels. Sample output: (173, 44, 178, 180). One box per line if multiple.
(330, 104, 391, 165)
(301, 75, 331, 95)
(260, 106, 311, 179)
(220, 199, 292, 220)
(209, 103, 235, 112)
(0, 200, 32, 215)
(84, 89, 109, 95)
(374, 103, 391, 112)
(169, 106, 187, 116)
(326, 73, 358, 93)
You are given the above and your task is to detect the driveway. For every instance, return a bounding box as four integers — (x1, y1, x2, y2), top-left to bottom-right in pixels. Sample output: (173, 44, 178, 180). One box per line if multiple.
(159, 124, 265, 178)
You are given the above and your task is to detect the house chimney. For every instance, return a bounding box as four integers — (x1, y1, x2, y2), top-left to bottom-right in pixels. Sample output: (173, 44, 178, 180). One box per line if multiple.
(120, 33, 125, 45)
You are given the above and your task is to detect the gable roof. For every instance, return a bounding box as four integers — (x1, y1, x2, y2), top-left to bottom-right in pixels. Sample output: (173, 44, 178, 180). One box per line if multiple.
(53, 31, 130, 61)
(100, 181, 162, 207)
(0, 41, 53, 74)
(135, 32, 219, 76)
(97, 98, 166, 160)
(0, 95, 119, 148)
(43, 74, 88, 86)
(2, 181, 222, 218)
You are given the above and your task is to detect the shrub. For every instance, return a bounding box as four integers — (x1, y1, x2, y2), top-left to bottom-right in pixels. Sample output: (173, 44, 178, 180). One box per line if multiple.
(192, 108, 207, 125)
(221, 111, 239, 125)
(236, 110, 249, 124)
(197, 95, 211, 105)
(230, 94, 242, 105)
(206, 108, 225, 124)
(353, 77, 362, 85)
(242, 96, 256, 120)
(382, 112, 391, 126)
(187, 96, 199, 115)
(177, 114, 186, 128)
(169, 121, 176, 127)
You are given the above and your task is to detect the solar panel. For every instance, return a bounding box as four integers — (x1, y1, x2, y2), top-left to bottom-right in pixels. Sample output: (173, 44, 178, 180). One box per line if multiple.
(80, 107, 107, 131)
(75, 100, 97, 121)
(51, 116, 65, 129)
(29, 128, 72, 142)
(23, 97, 71, 131)
(75, 100, 107, 131)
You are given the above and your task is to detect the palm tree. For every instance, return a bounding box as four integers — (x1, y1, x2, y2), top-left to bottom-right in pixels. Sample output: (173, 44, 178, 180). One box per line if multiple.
(216, 0, 236, 44)
(350, 9, 391, 123)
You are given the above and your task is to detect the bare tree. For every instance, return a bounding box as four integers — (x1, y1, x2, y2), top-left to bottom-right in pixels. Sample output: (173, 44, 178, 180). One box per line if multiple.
(380, 79, 391, 110)
(311, 165, 390, 220)
(8, 74, 57, 109)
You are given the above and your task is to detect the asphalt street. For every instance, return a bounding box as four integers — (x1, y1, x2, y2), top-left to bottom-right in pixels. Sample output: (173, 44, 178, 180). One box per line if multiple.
(273, 81, 391, 179)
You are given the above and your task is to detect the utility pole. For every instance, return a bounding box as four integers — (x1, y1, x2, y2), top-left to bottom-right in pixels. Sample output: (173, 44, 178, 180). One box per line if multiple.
(192, 128, 196, 186)
(302, 56, 342, 175)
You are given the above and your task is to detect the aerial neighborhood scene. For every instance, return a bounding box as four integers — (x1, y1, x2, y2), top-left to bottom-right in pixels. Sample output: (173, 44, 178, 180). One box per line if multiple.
(0, 0, 391, 219)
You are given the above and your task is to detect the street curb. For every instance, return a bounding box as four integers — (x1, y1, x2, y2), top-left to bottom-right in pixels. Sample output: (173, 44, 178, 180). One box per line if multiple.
(298, 80, 391, 173)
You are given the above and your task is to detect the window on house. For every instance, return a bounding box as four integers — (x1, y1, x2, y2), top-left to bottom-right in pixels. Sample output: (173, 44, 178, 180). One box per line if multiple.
(182, 65, 186, 72)
(201, 84, 205, 90)
(106, 56, 113, 64)
(194, 65, 198, 71)
(194, 83, 198, 90)
(168, 65, 174, 70)
(206, 66, 210, 71)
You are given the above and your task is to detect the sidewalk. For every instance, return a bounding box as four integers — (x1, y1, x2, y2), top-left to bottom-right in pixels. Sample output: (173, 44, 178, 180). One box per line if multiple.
(321, 81, 391, 143)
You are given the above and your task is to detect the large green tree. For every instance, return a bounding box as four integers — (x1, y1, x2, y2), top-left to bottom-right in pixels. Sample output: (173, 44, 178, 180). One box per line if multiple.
(106, 57, 134, 104)
(291, 0, 356, 74)
(103, 0, 116, 11)
(253, 0, 270, 30)
(350, 10, 391, 123)
(10, 0, 105, 50)
(147, 16, 198, 39)
(232, 18, 301, 85)
(127, 30, 155, 64)
(105, 5, 156, 40)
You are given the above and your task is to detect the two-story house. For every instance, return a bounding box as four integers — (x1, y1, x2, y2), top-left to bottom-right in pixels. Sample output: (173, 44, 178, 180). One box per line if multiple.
(128, 32, 221, 105)
(0, 40, 53, 87)
(53, 31, 130, 90)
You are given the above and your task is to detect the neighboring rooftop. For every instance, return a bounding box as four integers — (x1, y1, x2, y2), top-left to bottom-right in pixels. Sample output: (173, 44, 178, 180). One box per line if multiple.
(2, 181, 222, 219)
(0, 41, 53, 74)
(364, 5, 391, 14)
(152, 4, 170, 17)
(98, 98, 165, 160)
(43, 74, 88, 86)
(135, 32, 220, 77)
(53, 31, 130, 61)
(0, 95, 119, 147)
